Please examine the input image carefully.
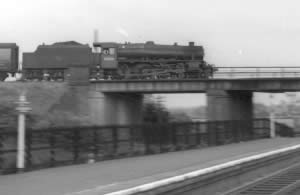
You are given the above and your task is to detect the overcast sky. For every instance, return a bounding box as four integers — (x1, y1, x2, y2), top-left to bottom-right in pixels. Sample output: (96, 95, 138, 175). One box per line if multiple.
(1, 0, 300, 107)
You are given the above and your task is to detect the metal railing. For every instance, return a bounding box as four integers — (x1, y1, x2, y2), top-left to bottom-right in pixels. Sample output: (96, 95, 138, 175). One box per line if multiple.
(0, 119, 270, 174)
(214, 66, 300, 79)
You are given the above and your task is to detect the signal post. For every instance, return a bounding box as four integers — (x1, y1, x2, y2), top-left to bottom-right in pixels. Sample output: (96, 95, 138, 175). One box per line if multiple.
(16, 94, 31, 172)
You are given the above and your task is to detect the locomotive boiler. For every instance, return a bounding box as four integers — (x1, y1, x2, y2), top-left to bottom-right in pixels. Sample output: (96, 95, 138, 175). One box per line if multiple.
(91, 41, 217, 80)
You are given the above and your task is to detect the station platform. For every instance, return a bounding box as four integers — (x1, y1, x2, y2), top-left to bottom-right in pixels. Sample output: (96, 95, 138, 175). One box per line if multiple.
(1, 137, 300, 195)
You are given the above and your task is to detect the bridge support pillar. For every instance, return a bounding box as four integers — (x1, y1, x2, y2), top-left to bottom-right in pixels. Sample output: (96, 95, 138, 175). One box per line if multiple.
(88, 92, 143, 125)
(65, 67, 143, 126)
(206, 90, 253, 121)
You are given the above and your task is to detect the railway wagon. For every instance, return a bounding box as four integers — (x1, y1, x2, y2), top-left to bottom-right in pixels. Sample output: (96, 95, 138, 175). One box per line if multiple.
(0, 43, 19, 80)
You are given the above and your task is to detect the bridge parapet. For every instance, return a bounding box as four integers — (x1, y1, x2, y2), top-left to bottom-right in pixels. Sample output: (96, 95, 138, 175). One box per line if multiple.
(91, 78, 300, 93)
(214, 66, 300, 79)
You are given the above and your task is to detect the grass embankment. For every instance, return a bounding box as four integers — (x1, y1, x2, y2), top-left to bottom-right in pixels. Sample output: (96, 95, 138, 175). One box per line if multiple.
(0, 82, 91, 129)
(0, 82, 93, 171)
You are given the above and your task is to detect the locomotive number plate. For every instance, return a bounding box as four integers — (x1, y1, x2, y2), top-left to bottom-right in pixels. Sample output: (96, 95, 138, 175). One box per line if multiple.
(103, 57, 115, 61)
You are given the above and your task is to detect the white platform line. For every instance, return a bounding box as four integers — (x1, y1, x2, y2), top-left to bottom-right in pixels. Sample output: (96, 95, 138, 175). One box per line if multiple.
(64, 183, 118, 195)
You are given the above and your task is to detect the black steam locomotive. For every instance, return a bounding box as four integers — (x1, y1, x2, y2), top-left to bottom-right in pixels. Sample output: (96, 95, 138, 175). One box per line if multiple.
(21, 41, 216, 81)
(91, 41, 217, 80)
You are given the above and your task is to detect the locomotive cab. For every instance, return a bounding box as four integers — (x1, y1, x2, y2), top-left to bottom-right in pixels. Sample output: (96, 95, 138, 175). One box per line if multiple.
(93, 42, 118, 69)
(93, 42, 119, 79)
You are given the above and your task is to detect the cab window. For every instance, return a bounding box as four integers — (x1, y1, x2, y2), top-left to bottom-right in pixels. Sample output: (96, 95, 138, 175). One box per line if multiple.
(109, 48, 115, 55)
(102, 48, 115, 55)
(103, 48, 109, 55)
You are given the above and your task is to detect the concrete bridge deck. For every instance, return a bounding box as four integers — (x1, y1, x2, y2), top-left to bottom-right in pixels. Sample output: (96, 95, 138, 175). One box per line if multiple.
(1, 137, 300, 195)
(90, 78, 300, 93)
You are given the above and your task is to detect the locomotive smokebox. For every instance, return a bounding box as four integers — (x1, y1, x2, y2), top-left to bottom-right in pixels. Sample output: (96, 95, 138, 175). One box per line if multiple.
(189, 42, 195, 46)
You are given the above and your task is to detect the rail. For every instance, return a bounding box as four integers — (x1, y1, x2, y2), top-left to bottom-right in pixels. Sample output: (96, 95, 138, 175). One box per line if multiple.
(107, 143, 300, 195)
(227, 162, 300, 195)
(0, 119, 270, 174)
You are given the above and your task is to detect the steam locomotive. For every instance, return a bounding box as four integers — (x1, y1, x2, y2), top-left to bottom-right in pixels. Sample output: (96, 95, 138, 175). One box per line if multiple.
(18, 41, 217, 81)
(91, 41, 217, 80)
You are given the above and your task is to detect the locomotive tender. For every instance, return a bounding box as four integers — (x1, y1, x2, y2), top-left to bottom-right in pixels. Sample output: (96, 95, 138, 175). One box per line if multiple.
(20, 40, 217, 81)
(23, 41, 92, 81)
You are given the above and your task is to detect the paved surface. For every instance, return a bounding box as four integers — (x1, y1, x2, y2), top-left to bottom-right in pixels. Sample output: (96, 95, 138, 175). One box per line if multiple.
(1, 137, 300, 195)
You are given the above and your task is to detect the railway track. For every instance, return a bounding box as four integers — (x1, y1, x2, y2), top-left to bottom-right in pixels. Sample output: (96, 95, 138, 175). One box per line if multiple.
(226, 163, 300, 195)
(104, 144, 300, 195)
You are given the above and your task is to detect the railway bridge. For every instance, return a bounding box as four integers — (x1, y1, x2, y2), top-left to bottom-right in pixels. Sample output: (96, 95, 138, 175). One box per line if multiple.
(2, 67, 300, 195)
(67, 66, 300, 125)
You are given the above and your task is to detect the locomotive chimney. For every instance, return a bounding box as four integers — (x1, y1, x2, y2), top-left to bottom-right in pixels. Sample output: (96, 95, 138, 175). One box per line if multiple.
(93, 29, 99, 52)
(189, 42, 195, 46)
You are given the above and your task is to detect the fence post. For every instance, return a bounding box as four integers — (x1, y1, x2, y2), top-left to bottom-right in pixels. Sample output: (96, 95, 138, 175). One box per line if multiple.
(91, 128, 98, 162)
(15, 94, 31, 172)
(208, 122, 216, 146)
(25, 131, 32, 169)
(172, 124, 177, 150)
(184, 124, 189, 148)
(231, 120, 238, 142)
(72, 129, 80, 163)
(269, 113, 276, 138)
(112, 127, 118, 156)
(143, 124, 150, 154)
(0, 133, 3, 170)
(159, 124, 166, 153)
(249, 120, 254, 140)
(196, 122, 201, 146)
(49, 131, 56, 167)
(129, 127, 134, 155)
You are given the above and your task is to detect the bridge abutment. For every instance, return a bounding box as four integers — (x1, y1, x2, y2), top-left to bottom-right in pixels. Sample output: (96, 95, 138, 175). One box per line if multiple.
(65, 66, 144, 125)
(206, 90, 253, 121)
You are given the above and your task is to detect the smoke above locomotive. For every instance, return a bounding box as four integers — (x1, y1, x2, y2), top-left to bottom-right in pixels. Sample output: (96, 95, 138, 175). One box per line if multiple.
(21, 41, 216, 81)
